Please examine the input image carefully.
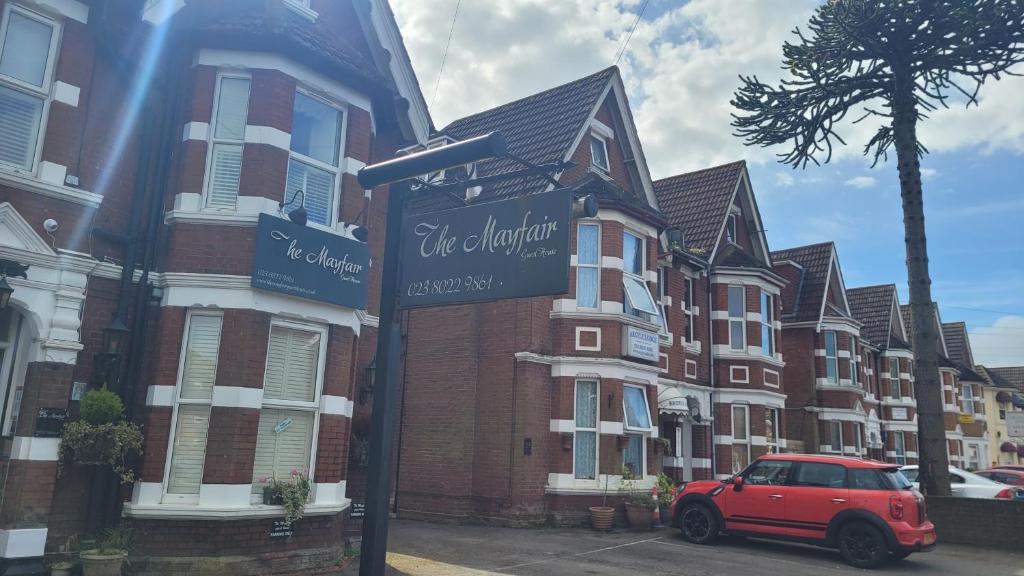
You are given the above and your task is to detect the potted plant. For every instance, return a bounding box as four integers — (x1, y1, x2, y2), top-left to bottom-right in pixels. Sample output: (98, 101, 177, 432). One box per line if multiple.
(49, 560, 75, 576)
(621, 467, 656, 530)
(58, 388, 144, 483)
(80, 526, 132, 576)
(261, 469, 313, 522)
(653, 437, 672, 455)
(588, 474, 615, 531)
(654, 472, 678, 524)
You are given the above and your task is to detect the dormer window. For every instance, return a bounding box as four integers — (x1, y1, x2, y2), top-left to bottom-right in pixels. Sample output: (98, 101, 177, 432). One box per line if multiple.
(590, 135, 609, 172)
(726, 213, 738, 244)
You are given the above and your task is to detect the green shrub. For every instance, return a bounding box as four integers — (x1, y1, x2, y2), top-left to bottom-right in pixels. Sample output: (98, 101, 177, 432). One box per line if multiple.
(79, 388, 124, 425)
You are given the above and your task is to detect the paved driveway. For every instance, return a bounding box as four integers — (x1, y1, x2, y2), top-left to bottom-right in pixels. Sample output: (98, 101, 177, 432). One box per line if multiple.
(346, 519, 1024, 575)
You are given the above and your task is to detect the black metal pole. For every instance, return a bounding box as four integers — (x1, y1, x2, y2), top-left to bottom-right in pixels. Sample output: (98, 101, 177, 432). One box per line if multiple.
(358, 180, 408, 576)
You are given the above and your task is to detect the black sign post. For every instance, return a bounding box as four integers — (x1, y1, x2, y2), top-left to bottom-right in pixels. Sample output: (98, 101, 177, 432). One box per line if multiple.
(399, 189, 571, 308)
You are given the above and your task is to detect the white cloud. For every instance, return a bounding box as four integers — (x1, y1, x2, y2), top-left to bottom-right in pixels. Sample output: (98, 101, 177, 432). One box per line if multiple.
(920, 167, 938, 179)
(969, 315, 1024, 368)
(391, 0, 1024, 180)
(774, 172, 794, 187)
(844, 176, 877, 189)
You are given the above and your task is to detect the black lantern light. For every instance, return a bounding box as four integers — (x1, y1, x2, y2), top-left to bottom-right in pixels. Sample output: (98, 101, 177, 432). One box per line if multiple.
(0, 259, 29, 310)
(359, 357, 376, 405)
(0, 276, 12, 310)
(103, 316, 130, 355)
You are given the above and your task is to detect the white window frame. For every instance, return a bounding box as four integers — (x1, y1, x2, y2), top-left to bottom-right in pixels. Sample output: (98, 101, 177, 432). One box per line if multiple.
(961, 383, 975, 414)
(731, 405, 750, 473)
(161, 309, 224, 504)
(853, 422, 863, 454)
(623, 432, 646, 479)
(589, 133, 609, 172)
(622, 230, 657, 320)
(727, 285, 745, 351)
(889, 358, 900, 399)
(0, 3, 61, 174)
(829, 420, 843, 454)
(824, 331, 838, 384)
(893, 431, 907, 465)
(683, 277, 695, 344)
(573, 379, 599, 481)
(726, 213, 737, 244)
(622, 383, 652, 433)
(575, 221, 600, 309)
(759, 290, 774, 357)
(201, 71, 251, 210)
(657, 267, 669, 337)
(765, 408, 779, 454)
(849, 337, 859, 387)
(285, 88, 347, 230)
(250, 317, 328, 501)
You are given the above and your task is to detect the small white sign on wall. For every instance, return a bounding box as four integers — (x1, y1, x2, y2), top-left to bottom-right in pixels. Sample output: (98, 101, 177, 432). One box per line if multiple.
(891, 407, 908, 420)
(1007, 412, 1024, 438)
(623, 325, 659, 362)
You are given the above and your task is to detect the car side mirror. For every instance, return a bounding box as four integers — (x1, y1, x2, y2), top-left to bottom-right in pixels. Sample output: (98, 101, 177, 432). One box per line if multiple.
(732, 476, 744, 492)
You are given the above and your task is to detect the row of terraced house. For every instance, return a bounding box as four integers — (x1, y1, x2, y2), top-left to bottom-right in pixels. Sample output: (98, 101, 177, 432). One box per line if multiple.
(0, 1, 1022, 574)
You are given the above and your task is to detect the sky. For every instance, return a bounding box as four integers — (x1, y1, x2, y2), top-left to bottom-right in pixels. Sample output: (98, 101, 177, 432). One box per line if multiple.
(390, 0, 1024, 367)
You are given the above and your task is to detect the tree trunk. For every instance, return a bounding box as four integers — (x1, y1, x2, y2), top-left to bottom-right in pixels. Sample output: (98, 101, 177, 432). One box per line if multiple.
(891, 69, 951, 496)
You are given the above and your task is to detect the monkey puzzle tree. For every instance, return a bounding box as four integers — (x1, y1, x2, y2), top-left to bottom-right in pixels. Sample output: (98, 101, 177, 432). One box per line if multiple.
(731, 0, 1024, 496)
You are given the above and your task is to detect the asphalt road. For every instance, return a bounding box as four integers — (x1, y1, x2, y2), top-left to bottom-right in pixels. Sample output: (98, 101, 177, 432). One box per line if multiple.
(346, 519, 1024, 575)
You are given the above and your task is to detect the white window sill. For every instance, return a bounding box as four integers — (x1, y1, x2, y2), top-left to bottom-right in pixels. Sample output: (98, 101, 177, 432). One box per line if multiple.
(283, 0, 318, 21)
(122, 499, 349, 520)
(0, 167, 102, 208)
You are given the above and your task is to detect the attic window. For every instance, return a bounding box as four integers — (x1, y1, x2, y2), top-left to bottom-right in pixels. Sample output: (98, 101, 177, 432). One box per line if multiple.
(726, 213, 738, 244)
(590, 135, 609, 172)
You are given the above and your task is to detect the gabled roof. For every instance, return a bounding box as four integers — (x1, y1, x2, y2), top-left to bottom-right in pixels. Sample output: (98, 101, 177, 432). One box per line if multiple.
(989, 367, 1024, 392)
(654, 161, 745, 260)
(770, 240, 847, 323)
(847, 284, 904, 348)
(901, 303, 951, 359)
(941, 322, 975, 368)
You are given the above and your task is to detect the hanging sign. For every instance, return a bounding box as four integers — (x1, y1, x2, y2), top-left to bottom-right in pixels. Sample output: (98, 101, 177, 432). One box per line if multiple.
(251, 214, 370, 309)
(398, 189, 572, 308)
(1007, 412, 1024, 437)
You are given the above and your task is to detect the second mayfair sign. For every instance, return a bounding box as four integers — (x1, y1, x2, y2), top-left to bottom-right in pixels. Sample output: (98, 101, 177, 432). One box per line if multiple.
(251, 214, 370, 309)
(399, 189, 572, 308)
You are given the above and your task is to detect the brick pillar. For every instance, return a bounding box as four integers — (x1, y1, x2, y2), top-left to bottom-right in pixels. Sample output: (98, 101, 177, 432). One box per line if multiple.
(313, 325, 355, 506)
(0, 362, 74, 572)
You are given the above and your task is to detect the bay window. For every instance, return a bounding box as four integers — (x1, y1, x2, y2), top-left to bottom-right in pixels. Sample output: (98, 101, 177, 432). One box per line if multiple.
(727, 286, 745, 351)
(204, 74, 250, 208)
(889, 358, 900, 399)
(286, 91, 344, 227)
(0, 4, 58, 171)
(166, 311, 223, 497)
(759, 291, 774, 356)
(573, 380, 598, 480)
(622, 385, 651, 478)
(575, 223, 599, 308)
(622, 232, 657, 321)
(824, 331, 838, 383)
(252, 319, 327, 492)
(731, 405, 749, 473)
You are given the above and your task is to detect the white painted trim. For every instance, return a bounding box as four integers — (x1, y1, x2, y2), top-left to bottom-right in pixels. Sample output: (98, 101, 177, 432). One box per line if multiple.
(549, 419, 574, 433)
(130, 481, 163, 506)
(182, 121, 210, 142)
(52, 81, 80, 106)
(729, 365, 749, 384)
(713, 388, 788, 408)
(0, 168, 101, 207)
(574, 326, 601, 352)
(35, 0, 88, 23)
(546, 472, 655, 494)
(313, 480, 347, 506)
(516, 352, 660, 385)
(367, 0, 430, 143)
(594, 208, 659, 238)
(145, 385, 176, 407)
(244, 125, 291, 151)
(198, 483, 251, 508)
(320, 394, 354, 417)
(32, 159, 68, 184)
(211, 386, 263, 409)
(590, 118, 614, 139)
(601, 255, 624, 269)
(664, 457, 712, 469)
(342, 156, 366, 177)
(599, 421, 624, 435)
(123, 500, 348, 520)
(763, 368, 780, 388)
(11, 436, 59, 461)
(710, 272, 783, 294)
(0, 528, 47, 559)
(685, 360, 698, 379)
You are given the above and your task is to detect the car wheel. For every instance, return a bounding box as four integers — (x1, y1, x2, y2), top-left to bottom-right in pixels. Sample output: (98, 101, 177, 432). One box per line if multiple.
(890, 549, 913, 560)
(678, 504, 719, 545)
(837, 521, 889, 569)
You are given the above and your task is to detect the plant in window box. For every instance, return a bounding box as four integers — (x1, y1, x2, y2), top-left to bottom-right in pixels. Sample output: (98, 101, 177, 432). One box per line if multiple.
(262, 469, 313, 522)
(621, 467, 656, 530)
(58, 388, 144, 483)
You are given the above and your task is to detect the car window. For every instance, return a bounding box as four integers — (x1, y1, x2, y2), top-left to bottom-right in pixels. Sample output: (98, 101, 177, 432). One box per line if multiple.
(793, 462, 846, 488)
(882, 469, 913, 490)
(901, 468, 919, 482)
(743, 460, 792, 486)
(951, 473, 965, 484)
(849, 469, 886, 490)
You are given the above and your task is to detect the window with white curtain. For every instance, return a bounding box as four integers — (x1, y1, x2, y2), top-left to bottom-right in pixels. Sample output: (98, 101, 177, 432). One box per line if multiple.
(824, 331, 838, 383)
(623, 434, 644, 478)
(286, 91, 343, 227)
(829, 420, 843, 453)
(252, 320, 327, 492)
(0, 5, 58, 171)
(203, 74, 250, 208)
(683, 277, 694, 344)
(575, 223, 599, 308)
(731, 405, 749, 473)
(573, 380, 598, 480)
(759, 291, 773, 357)
(889, 358, 900, 398)
(728, 286, 745, 351)
(166, 311, 223, 496)
(961, 383, 975, 414)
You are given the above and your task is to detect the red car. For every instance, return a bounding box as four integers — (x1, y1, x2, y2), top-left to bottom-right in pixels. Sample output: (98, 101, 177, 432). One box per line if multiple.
(669, 454, 936, 568)
(992, 465, 1024, 472)
(975, 468, 1024, 486)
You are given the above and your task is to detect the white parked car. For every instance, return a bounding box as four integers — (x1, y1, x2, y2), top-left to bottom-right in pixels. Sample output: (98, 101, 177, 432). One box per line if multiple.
(900, 465, 1020, 499)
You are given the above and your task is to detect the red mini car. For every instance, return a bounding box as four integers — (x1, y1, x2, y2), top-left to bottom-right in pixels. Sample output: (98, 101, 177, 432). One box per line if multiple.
(669, 454, 936, 568)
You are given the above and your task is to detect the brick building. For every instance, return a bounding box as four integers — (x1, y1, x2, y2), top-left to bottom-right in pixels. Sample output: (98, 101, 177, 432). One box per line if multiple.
(941, 321, 989, 470)
(0, 0, 429, 573)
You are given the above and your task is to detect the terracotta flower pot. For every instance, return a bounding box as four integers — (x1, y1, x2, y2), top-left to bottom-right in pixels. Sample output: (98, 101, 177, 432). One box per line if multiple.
(624, 502, 655, 530)
(589, 506, 615, 531)
(80, 550, 127, 576)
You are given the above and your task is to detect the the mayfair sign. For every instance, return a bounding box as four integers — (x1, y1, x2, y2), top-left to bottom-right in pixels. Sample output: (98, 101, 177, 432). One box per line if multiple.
(251, 214, 370, 309)
(398, 189, 572, 308)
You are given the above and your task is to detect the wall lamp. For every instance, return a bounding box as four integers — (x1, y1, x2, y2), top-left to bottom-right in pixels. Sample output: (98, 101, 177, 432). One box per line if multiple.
(0, 259, 29, 310)
(280, 189, 308, 226)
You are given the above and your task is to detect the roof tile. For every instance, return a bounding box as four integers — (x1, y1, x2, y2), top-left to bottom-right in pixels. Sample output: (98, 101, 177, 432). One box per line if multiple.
(770, 242, 835, 323)
(847, 284, 898, 348)
(653, 161, 745, 259)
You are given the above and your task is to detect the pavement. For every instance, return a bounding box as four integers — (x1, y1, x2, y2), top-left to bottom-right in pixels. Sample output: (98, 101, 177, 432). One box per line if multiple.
(344, 519, 1024, 575)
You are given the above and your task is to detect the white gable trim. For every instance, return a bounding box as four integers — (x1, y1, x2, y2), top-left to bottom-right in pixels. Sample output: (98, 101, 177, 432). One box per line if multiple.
(0, 203, 57, 257)
(738, 168, 772, 264)
(367, 0, 431, 144)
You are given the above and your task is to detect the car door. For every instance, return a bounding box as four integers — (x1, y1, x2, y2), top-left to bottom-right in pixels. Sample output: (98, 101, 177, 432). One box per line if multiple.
(949, 472, 967, 497)
(785, 461, 849, 541)
(722, 459, 793, 537)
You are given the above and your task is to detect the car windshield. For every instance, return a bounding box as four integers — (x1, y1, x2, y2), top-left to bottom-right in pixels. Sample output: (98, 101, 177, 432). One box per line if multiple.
(883, 468, 913, 490)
